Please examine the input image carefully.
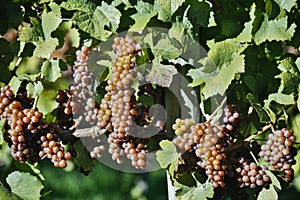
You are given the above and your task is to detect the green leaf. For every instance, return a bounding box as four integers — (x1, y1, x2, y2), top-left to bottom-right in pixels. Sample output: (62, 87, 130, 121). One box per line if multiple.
(41, 10, 62, 41)
(155, 0, 185, 22)
(8, 76, 22, 95)
(253, 14, 296, 45)
(41, 60, 61, 82)
(33, 38, 59, 59)
(236, 4, 255, 43)
(145, 60, 177, 87)
(60, 0, 96, 12)
(246, 93, 270, 123)
(273, 0, 296, 11)
(152, 38, 182, 60)
(276, 72, 299, 94)
(0, 119, 4, 145)
(72, 2, 121, 40)
(188, 40, 245, 99)
(26, 81, 44, 98)
(0, 185, 21, 200)
(176, 179, 214, 200)
(156, 140, 179, 168)
(74, 140, 95, 171)
(129, 1, 158, 32)
(6, 171, 44, 200)
(112, 0, 133, 10)
(67, 28, 80, 48)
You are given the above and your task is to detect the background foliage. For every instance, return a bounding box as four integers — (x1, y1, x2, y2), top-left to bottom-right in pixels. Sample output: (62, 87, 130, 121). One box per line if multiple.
(1, 0, 300, 199)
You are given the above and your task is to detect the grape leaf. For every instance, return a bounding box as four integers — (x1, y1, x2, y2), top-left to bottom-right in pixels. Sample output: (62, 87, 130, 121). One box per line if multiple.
(41, 59, 61, 82)
(152, 38, 182, 60)
(257, 187, 278, 200)
(72, 2, 121, 41)
(74, 140, 95, 171)
(6, 171, 44, 200)
(8, 76, 22, 95)
(112, 0, 133, 10)
(187, 40, 246, 99)
(41, 10, 62, 41)
(246, 93, 270, 123)
(18, 17, 43, 43)
(156, 140, 179, 168)
(129, 1, 159, 32)
(60, 0, 96, 12)
(176, 179, 214, 200)
(0, 185, 21, 200)
(33, 38, 59, 59)
(273, 0, 296, 11)
(145, 60, 177, 87)
(236, 4, 255, 43)
(276, 72, 299, 94)
(155, 0, 185, 22)
(67, 28, 80, 48)
(253, 14, 296, 45)
(264, 93, 295, 122)
(26, 81, 44, 97)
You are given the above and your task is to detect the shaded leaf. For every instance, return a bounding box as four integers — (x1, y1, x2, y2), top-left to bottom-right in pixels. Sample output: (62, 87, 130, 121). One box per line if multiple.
(41, 60, 61, 82)
(253, 14, 296, 45)
(6, 171, 44, 200)
(145, 60, 177, 87)
(156, 140, 178, 168)
(246, 93, 270, 123)
(8, 76, 22, 95)
(129, 1, 158, 32)
(0, 185, 21, 200)
(18, 17, 43, 43)
(74, 140, 94, 171)
(0, 119, 4, 145)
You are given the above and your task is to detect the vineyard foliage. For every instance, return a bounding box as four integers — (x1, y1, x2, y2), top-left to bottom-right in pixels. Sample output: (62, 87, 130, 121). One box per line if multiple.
(1, 0, 300, 199)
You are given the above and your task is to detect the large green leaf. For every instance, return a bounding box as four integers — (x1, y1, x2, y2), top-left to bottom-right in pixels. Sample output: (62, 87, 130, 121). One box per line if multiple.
(188, 40, 246, 99)
(129, 1, 159, 32)
(26, 81, 44, 98)
(72, 2, 121, 40)
(155, 0, 185, 22)
(6, 171, 44, 200)
(152, 38, 182, 60)
(0, 185, 21, 200)
(253, 14, 296, 45)
(156, 140, 179, 168)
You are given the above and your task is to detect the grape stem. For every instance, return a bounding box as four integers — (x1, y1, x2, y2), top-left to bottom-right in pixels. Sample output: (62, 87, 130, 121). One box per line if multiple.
(244, 124, 273, 142)
(32, 95, 39, 109)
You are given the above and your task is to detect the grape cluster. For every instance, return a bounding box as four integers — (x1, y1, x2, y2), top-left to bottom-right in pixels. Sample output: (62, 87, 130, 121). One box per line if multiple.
(90, 36, 150, 169)
(259, 128, 297, 182)
(56, 89, 74, 130)
(234, 157, 270, 188)
(0, 85, 72, 168)
(195, 122, 227, 188)
(39, 123, 72, 168)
